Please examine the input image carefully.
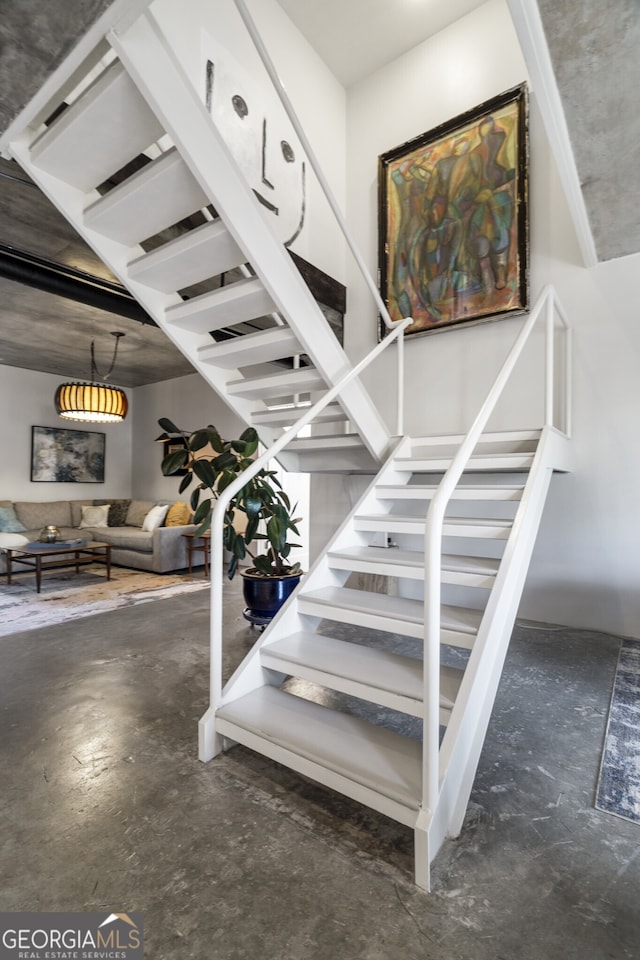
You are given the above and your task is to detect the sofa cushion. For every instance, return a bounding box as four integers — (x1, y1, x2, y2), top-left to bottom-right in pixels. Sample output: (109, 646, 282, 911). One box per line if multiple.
(0, 505, 27, 533)
(126, 500, 155, 527)
(14, 500, 71, 530)
(165, 501, 191, 526)
(95, 527, 154, 552)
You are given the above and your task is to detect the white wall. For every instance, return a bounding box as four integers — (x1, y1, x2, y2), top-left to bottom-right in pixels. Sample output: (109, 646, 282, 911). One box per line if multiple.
(131, 370, 246, 502)
(332, 0, 640, 639)
(0, 364, 132, 500)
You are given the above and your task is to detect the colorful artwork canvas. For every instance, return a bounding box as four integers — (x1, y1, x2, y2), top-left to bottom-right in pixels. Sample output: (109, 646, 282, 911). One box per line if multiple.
(378, 85, 528, 337)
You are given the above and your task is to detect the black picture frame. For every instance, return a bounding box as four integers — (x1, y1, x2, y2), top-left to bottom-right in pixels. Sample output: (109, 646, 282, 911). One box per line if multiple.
(378, 84, 529, 339)
(31, 425, 105, 483)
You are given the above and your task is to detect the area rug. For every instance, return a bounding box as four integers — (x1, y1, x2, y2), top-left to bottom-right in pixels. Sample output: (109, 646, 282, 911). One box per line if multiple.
(595, 637, 640, 823)
(0, 565, 210, 637)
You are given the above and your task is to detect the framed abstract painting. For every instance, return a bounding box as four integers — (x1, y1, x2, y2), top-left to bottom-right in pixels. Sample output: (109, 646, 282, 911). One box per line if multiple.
(31, 426, 105, 483)
(378, 84, 529, 338)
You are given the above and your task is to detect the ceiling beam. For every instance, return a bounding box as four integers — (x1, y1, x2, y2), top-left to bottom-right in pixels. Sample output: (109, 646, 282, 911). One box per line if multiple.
(0, 242, 157, 325)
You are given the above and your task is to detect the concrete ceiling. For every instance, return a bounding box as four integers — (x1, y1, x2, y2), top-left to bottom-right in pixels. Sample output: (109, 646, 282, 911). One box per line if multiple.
(0, 0, 635, 386)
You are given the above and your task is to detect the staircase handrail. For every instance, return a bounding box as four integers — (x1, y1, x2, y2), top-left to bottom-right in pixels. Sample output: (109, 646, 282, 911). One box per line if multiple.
(208, 315, 413, 708)
(422, 285, 571, 814)
(232, 0, 402, 336)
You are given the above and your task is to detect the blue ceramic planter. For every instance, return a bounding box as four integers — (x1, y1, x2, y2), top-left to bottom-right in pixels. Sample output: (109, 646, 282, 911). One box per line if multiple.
(241, 570, 301, 626)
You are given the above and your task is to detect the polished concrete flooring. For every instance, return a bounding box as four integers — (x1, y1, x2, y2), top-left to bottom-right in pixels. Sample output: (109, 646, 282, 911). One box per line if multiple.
(1, 577, 638, 959)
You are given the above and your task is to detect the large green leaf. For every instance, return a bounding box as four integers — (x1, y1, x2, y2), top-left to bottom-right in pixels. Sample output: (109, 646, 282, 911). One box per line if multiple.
(193, 499, 212, 524)
(212, 450, 238, 471)
(192, 458, 216, 488)
(190, 429, 211, 452)
(178, 473, 193, 494)
(245, 496, 262, 519)
(158, 417, 181, 434)
(161, 449, 187, 475)
(206, 427, 224, 452)
(245, 514, 260, 543)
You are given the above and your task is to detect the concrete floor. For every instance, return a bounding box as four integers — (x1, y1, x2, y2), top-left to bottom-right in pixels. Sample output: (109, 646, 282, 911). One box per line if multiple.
(0, 577, 638, 959)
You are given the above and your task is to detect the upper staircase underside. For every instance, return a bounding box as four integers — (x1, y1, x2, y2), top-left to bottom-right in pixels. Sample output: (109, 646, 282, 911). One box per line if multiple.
(9, 13, 393, 473)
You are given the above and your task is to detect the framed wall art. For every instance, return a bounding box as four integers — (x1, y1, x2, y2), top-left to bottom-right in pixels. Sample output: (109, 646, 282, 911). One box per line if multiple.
(378, 84, 529, 338)
(31, 426, 105, 483)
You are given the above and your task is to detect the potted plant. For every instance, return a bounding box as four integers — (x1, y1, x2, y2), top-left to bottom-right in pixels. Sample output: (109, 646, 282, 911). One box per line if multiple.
(158, 418, 303, 624)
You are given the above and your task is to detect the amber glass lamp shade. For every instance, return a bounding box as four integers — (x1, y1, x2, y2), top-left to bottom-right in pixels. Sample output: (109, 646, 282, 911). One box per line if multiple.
(54, 381, 128, 423)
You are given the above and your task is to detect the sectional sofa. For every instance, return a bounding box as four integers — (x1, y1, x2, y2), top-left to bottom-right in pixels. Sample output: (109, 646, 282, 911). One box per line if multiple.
(0, 498, 200, 575)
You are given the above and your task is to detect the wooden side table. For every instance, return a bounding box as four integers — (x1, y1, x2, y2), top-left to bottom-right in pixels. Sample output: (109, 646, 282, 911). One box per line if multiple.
(182, 531, 211, 577)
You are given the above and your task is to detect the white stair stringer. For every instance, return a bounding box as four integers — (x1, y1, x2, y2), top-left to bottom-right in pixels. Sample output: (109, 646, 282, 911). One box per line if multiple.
(7, 8, 389, 473)
(201, 428, 570, 890)
(426, 426, 571, 864)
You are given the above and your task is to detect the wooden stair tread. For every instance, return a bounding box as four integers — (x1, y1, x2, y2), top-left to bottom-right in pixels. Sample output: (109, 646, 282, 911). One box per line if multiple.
(216, 685, 422, 810)
(165, 276, 275, 334)
(298, 586, 481, 642)
(263, 632, 464, 719)
(30, 60, 163, 191)
(197, 327, 301, 368)
(354, 514, 512, 538)
(251, 402, 346, 426)
(288, 434, 366, 452)
(227, 365, 326, 400)
(128, 218, 245, 292)
(84, 146, 208, 245)
(327, 545, 499, 585)
(377, 483, 524, 501)
(395, 453, 534, 472)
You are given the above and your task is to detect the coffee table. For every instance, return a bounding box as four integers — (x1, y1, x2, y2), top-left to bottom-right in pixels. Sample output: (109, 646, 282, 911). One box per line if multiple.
(5, 541, 112, 593)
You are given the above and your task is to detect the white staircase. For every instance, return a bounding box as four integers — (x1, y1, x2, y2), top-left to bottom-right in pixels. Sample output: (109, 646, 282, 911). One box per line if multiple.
(210, 426, 570, 889)
(2, 1, 572, 891)
(7, 10, 392, 474)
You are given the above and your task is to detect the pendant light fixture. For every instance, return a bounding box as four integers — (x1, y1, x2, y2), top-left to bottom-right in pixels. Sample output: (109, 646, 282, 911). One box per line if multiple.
(55, 331, 129, 424)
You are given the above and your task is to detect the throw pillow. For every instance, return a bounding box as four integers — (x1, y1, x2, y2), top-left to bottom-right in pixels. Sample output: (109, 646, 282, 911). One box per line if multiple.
(126, 500, 155, 528)
(141, 504, 169, 532)
(108, 498, 131, 527)
(0, 506, 27, 533)
(164, 501, 191, 526)
(0, 532, 29, 549)
(93, 498, 131, 527)
(79, 504, 110, 528)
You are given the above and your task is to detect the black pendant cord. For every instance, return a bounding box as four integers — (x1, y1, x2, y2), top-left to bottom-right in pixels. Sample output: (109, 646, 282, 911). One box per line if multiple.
(91, 332, 124, 382)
